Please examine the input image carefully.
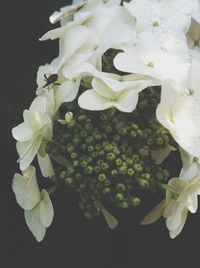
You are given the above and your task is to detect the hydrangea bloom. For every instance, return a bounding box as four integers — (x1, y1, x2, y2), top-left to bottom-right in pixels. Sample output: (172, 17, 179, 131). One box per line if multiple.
(12, 0, 200, 241)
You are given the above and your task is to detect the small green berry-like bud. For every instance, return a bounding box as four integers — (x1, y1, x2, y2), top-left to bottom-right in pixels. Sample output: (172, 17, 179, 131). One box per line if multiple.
(133, 163, 143, 173)
(115, 193, 124, 201)
(132, 154, 139, 162)
(130, 197, 141, 207)
(142, 173, 151, 181)
(119, 166, 127, 175)
(78, 114, 87, 122)
(111, 169, 118, 177)
(104, 179, 111, 186)
(118, 201, 128, 209)
(156, 172, 164, 181)
(127, 168, 134, 176)
(66, 144, 74, 154)
(116, 183, 126, 192)
(139, 148, 149, 157)
(84, 123, 92, 131)
(94, 165, 101, 173)
(59, 170, 67, 179)
(65, 177, 73, 186)
(98, 173, 107, 182)
(102, 187, 111, 194)
(70, 152, 77, 159)
(87, 145, 94, 152)
(138, 179, 150, 189)
(85, 166, 94, 175)
(80, 161, 88, 168)
(130, 130, 137, 138)
(106, 152, 116, 161)
(115, 158, 123, 166)
(101, 162, 109, 171)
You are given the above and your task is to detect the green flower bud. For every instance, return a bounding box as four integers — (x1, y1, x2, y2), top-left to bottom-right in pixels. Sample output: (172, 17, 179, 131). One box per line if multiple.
(106, 152, 116, 161)
(118, 201, 128, 209)
(115, 158, 123, 166)
(71, 152, 77, 159)
(102, 187, 111, 194)
(65, 177, 73, 186)
(78, 114, 88, 122)
(94, 165, 101, 173)
(85, 166, 94, 175)
(88, 145, 94, 152)
(98, 173, 106, 182)
(116, 183, 126, 192)
(115, 193, 124, 201)
(119, 166, 127, 175)
(139, 148, 149, 157)
(59, 170, 67, 179)
(104, 179, 111, 186)
(80, 130, 87, 138)
(111, 169, 118, 177)
(142, 173, 151, 181)
(130, 197, 141, 207)
(130, 129, 138, 138)
(132, 154, 139, 162)
(133, 163, 143, 173)
(127, 168, 134, 177)
(138, 179, 150, 189)
(80, 161, 88, 168)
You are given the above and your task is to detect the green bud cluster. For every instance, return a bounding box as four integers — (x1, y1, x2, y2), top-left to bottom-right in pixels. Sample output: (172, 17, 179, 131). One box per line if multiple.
(46, 84, 173, 220)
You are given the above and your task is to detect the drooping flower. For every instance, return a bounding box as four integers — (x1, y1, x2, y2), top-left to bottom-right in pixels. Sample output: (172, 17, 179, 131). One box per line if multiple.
(12, 166, 54, 242)
(142, 175, 200, 238)
(12, 97, 53, 171)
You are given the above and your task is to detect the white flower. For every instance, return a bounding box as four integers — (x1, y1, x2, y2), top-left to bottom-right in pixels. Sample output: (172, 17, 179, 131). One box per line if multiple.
(151, 144, 176, 165)
(124, 0, 188, 34)
(142, 176, 200, 238)
(12, 97, 53, 171)
(78, 64, 152, 112)
(114, 47, 190, 83)
(12, 166, 54, 242)
(156, 59, 200, 157)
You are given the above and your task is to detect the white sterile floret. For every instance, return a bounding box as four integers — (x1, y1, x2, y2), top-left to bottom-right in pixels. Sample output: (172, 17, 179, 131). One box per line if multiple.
(124, 0, 188, 34)
(114, 47, 190, 83)
(12, 97, 53, 171)
(142, 176, 200, 239)
(78, 64, 153, 112)
(156, 59, 200, 157)
(12, 166, 54, 242)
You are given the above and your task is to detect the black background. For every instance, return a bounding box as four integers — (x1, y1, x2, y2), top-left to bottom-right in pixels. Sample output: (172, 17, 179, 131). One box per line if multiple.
(1, 1, 200, 267)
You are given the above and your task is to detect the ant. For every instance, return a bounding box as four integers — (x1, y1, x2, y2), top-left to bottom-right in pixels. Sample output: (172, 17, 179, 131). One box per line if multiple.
(43, 74, 61, 88)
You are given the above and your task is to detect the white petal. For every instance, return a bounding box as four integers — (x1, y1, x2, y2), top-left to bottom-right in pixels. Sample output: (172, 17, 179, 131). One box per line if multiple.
(12, 123, 33, 142)
(12, 166, 41, 210)
(24, 205, 46, 242)
(56, 78, 81, 106)
(169, 209, 188, 239)
(114, 89, 139, 113)
(37, 153, 55, 178)
(151, 145, 175, 165)
(78, 90, 110, 111)
(39, 190, 54, 228)
(17, 135, 43, 171)
(29, 97, 46, 114)
(187, 193, 198, 213)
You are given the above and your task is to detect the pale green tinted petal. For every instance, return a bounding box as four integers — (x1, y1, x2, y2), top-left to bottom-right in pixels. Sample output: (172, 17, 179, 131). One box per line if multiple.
(24, 205, 46, 242)
(141, 200, 165, 225)
(114, 89, 139, 112)
(17, 135, 43, 171)
(56, 78, 81, 107)
(39, 190, 54, 228)
(29, 97, 46, 114)
(92, 78, 114, 99)
(12, 123, 33, 142)
(187, 193, 198, 213)
(12, 166, 41, 210)
(37, 153, 55, 178)
(78, 90, 110, 110)
(94, 200, 118, 229)
(169, 208, 188, 239)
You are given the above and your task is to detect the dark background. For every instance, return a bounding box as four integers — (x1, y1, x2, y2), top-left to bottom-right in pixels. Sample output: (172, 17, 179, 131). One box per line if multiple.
(1, 1, 200, 267)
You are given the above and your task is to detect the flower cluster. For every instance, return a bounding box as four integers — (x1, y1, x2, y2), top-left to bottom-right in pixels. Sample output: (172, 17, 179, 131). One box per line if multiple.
(12, 0, 200, 241)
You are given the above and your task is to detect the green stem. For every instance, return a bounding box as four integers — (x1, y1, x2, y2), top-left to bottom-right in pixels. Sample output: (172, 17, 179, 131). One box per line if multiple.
(158, 182, 179, 196)
(50, 153, 70, 168)
(47, 182, 62, 195)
